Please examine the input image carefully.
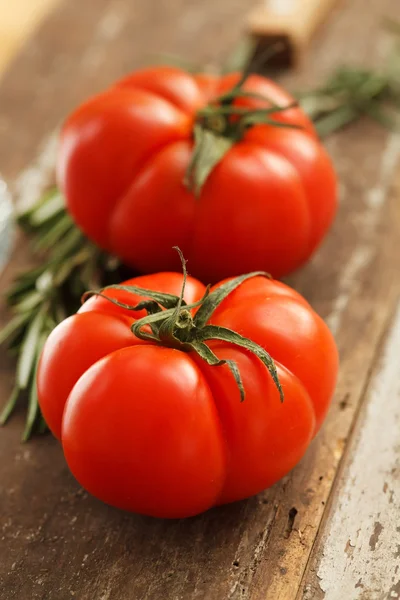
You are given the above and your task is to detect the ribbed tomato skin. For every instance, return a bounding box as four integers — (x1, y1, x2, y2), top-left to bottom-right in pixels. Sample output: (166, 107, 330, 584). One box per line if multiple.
(38, 273, 338, 518)
(57, 66, 337, 282)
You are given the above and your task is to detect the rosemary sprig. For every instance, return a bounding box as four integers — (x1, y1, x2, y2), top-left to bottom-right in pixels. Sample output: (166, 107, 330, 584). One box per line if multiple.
(0, 188, 124, 440)
(298, 62, 400, 137)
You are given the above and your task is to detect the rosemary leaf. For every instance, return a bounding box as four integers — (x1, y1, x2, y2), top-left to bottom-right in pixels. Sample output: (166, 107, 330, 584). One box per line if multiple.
(16, 310, 45, 390)
(313, 105, 359, 138)
(0, 387, 20, 425)
(29, 188, 65, 225)
(22, 338, 46, 442)
(0, 312, 31, 346)
(14, 291, 44, 314)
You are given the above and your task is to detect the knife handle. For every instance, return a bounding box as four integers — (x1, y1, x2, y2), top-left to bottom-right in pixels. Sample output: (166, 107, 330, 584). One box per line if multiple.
(247, 0, 340, 67)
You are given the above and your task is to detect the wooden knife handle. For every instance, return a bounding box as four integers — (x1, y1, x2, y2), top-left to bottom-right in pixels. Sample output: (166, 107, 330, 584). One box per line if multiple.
(247, 0, 340, 67)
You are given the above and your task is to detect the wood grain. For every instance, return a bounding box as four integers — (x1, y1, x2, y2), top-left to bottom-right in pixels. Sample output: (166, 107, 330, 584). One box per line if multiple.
(301, 291, 400, 599)
(1, 0, 400, 599)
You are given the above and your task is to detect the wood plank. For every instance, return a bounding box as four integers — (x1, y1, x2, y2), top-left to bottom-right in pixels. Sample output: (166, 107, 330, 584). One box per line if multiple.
(299, 293, 400, 599)
(0, 0, 400, 599)
(0, 0, 60, 76)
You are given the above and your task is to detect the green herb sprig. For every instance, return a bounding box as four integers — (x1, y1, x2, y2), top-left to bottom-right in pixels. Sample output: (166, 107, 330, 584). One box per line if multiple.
(299, 62, 400, 137)
(0, 189, 123, 440)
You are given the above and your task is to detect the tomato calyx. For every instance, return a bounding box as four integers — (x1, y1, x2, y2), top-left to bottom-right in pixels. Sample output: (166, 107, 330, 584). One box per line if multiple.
(184, 74, 301, 196)
(82, 248, 284, 403)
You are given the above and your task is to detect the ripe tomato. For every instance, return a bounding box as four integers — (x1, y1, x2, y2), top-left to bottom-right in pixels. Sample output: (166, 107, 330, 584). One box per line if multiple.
(37, 270, 338, 518)
(57, 66, 337, 282)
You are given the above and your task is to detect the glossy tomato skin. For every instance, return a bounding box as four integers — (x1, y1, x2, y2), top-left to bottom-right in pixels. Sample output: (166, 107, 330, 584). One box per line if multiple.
(192, 345, 316, 505)
(37, 272, 338, 518)
(38, 272, 205, 439)
(63, 346, 227, 518)
(208, 276, 338, 432)
(58, 66, 337, 282)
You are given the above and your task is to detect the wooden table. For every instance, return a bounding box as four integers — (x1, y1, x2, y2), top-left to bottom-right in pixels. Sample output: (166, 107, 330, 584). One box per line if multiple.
(0, 0, 59, 77)
(1, 1, 400, 598)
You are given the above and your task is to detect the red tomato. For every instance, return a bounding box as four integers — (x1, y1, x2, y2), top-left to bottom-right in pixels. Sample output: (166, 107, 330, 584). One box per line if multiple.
(57, 66, 337, 282)
(37, 271, 338, 518)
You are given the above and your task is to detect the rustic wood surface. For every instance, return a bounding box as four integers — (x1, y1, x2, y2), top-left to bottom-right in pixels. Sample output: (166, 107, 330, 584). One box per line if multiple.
(0, 0, 59, 77)
(1, 0, 400, 599)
